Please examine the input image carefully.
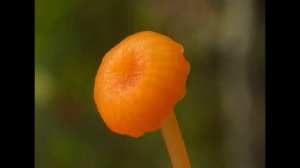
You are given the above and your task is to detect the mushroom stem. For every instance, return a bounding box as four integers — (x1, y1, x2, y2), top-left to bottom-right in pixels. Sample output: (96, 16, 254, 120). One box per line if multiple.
(161, 112, 191, 168)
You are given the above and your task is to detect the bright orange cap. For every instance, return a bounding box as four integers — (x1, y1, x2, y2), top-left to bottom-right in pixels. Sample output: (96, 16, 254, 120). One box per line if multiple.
(94, 31, 190, 137)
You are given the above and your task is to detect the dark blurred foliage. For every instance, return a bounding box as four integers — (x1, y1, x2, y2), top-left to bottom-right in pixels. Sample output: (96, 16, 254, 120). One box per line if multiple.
(35, 0, 265, 167)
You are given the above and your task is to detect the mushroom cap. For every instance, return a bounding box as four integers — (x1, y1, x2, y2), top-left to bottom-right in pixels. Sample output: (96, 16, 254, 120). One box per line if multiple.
(94, 31, 190, 137)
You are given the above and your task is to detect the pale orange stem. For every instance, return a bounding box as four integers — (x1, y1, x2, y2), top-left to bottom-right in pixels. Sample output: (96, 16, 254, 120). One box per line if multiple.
(161, 112, 191, 168)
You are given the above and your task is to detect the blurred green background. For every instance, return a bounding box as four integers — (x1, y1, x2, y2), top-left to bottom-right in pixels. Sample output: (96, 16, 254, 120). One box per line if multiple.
(35, 0, 265, 167)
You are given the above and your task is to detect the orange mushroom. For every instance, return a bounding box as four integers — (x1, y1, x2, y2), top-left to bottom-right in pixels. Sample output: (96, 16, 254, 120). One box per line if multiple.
(94, 31, 191, 168)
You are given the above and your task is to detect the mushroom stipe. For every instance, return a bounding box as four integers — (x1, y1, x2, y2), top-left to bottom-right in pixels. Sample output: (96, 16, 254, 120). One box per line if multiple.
(94, 31, 191, 168)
